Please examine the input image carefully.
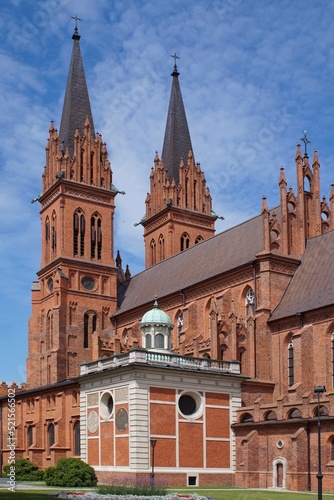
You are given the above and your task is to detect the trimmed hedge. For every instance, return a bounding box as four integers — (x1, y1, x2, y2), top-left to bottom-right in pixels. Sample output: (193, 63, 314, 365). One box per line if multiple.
(44, 457, 97, 487)
(3, 457, 44, 481)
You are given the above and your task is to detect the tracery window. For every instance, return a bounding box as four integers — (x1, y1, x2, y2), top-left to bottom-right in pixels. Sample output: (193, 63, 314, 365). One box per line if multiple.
(180, 232, 190, 251)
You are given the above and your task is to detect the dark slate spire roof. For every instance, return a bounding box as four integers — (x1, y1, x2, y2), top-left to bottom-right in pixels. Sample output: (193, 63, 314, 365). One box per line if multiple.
(161, 63, 193, 184)
(59, 27, 95, 156)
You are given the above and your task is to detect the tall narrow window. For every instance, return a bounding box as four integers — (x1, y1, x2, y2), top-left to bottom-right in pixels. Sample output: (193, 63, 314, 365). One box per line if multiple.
(288, 339, 294, 387)
(331, 438, 334, 461)
(74, 210, 85, 257)
(48, 423, 55, 448)
(45, 217, 50, 242)
(51, 212, 57, 254)
(84, 313, 89, 348)
(91, 214, 102, 260)
(150, 239, 156, 266)
(27, 426, 33, 447)
(74, 421, 81, 456)
(158, 234, 165, 261)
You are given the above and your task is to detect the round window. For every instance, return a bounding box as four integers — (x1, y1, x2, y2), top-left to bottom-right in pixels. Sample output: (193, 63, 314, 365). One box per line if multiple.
(178, 391, 203, 419)
(81, 276, 96, 290)
(100, 392, 114, 420)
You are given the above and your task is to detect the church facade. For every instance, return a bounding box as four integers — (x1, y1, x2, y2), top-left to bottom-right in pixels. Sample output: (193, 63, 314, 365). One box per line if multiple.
(1, 26, 334, 492)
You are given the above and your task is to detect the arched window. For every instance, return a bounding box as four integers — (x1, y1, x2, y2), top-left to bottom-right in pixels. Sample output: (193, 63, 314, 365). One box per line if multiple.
(46, 311, 53, 351)
(145, 334, 152, 348)
(288, 408, 302, 419)
(264, 410, 277, 421)
(314, 405, 329, 417)
(74, 421, 80, 456)
(240, 412, 254, 423)
(80, 148, 84, 181)
(73, 210, 85, 257)
(331, 437, 334, 461)
(45, 217, 50, 243)
(150, 239, 156, 266)
(288, 339, 294, 387)
(195, 235, 203, 244)
(245, 288, 255, 316)
(158, 234, 165, 261)
(155, 333, 164, 349)
(48, 423, 55, 448)
(180, 232, 190, 251)
(83, 312, 98, 348)
(51, 211, 57, 255)
(91, 213, 102, 260)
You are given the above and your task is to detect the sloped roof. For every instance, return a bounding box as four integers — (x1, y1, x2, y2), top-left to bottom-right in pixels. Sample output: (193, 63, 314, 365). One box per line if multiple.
(116, 213, 264, 315)
(269, 230, 334, 321)
(59, 29, 95, 156)
(161, 64, 193, 184)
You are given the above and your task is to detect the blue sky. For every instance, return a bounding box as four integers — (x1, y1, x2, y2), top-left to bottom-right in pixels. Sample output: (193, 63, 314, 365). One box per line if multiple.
(1, 0, 334, 384)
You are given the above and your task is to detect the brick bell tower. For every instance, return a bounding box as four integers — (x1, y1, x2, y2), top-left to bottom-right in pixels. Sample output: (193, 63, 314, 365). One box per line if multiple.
(27, 26, 118, 388)
(143, 59, 217, 268)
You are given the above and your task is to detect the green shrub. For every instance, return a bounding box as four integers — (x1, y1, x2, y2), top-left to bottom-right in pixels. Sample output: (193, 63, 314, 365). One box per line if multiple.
(44, 457, 97, 487)
(3, 457, 44, 481)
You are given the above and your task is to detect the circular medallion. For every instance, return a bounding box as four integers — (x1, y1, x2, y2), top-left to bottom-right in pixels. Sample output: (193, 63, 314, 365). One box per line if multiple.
(81, 276, 96, 291)
(115, 407, 128, 432)
(87, 410, 99, 433)
(276, 439, 284, 449)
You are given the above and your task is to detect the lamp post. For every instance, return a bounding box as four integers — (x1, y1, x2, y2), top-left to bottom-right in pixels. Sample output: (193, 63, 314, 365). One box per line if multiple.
(314, 385, 326, 500)
(150, 437, 157, 483)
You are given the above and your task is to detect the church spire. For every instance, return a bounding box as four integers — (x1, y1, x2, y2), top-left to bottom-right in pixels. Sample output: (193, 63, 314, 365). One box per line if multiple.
(161, 55, 193, 184)
(59, 25, 95, 156)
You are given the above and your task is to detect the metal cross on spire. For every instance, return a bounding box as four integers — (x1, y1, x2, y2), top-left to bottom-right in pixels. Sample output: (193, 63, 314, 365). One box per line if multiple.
(300, 130, 311, 157)
(72, 14, 82, 35)
(170, 52, 180, 69)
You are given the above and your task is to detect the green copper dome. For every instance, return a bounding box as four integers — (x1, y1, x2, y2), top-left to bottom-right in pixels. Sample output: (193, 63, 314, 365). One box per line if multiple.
(140, 298, 173, 326)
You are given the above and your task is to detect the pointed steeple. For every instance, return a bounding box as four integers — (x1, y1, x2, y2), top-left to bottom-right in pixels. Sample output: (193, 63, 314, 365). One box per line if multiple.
(59, 27, 95, 156)
(161, 59, 193, 184)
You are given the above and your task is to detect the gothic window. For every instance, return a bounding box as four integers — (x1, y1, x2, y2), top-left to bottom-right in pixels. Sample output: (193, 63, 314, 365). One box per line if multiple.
(158, 234, 165, 261)
(195, 235, 203, 244)
(180, 232, 190, 252)
(46, 311, 53, 350)
(27, 426, 33, 447)
(150, 239, 156, 266)
(48, 423, 55, 448)
(177, 312, 184, 336)
(245, 288, 255, 316)
(155, 333, 164, 349)
(288, 339, 294, 387)
(74, 421, 80, 456)
(91, 213, 102, 260)
(84, 312, 98, 348)
(73, 210, 85, 257)
(51, 211, 57, 255)
(264, 410, 277, 421)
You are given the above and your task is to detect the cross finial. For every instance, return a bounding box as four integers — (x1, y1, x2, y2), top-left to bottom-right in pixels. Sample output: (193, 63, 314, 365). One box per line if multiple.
(300, 130, 311, 157)
(170, 52, 180, 70)
(72, 14, 82, 35)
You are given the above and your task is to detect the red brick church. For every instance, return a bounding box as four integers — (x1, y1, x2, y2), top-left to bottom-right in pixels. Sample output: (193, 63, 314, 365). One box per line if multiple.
(1, 26, 334, 492)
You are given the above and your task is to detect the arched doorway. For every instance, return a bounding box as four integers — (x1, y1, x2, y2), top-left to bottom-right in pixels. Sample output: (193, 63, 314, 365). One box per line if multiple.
(272, 457, 287, 489)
